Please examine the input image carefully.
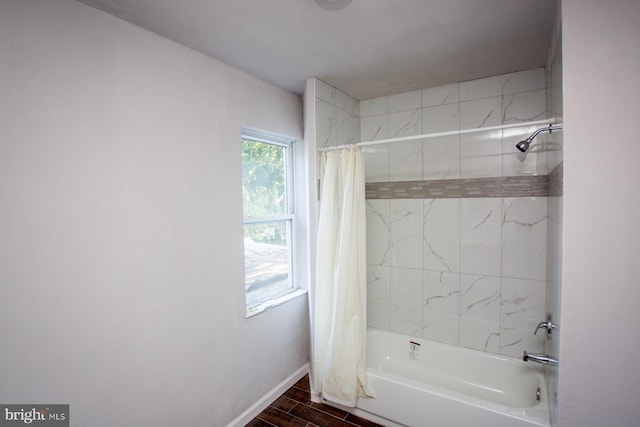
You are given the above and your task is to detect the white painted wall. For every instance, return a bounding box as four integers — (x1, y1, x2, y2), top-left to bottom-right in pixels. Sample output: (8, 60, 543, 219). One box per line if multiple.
(0, 1, 308, 426)
(560, 0, 640, 425)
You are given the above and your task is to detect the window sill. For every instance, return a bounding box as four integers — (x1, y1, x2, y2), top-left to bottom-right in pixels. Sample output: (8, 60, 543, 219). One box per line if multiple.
(245, 288, 308, 319)
(244, 288, 307, 319)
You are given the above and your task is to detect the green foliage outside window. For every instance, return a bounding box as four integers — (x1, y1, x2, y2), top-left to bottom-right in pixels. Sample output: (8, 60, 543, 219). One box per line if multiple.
(242, 139, 287, 246)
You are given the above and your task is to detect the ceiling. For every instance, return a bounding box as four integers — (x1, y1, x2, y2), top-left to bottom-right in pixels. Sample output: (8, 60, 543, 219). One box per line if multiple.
(80, 0, 557, 100)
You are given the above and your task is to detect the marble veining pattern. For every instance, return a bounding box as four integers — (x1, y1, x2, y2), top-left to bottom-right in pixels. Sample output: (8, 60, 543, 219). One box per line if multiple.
(423, 198, 460, 273)
(318, 70, 552, 359)
(359, 68, 548, 188)
(422, 83, 460, 107)
(423, 271, 460, 345)
(460, 198, 502, 277)
(366, 200, 391, 266)
(389, 200, 423, 269)
(367, 265, 391, 330)
(502, 90, 546, 124)
(315, 79, 359, 148)
(316, 99, 336, 147)
(365, 193, 549, 358)
(316, 79, 358, 116)
(389, 108, 422, 138)
(500, 277, 546, 357)
(460, 96, 502, 129)
(459, 274, 501, 352)
(502, 197, 548, 281)
(361, 114, 388, 142)
(336, 109, 360, 146)
(422, 103, 459, 134)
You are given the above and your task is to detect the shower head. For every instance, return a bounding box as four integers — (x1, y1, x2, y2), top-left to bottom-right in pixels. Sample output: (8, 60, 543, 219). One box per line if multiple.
(516, 139, 532, 153)
(515, 124, 563, 153)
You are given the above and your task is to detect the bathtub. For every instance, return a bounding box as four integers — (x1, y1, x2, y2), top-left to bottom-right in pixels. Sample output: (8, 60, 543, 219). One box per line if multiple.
(342, 328, 550, 427)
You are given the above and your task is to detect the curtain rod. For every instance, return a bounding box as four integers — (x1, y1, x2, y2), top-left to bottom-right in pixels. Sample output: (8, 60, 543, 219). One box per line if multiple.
(319, 117, 562, 151)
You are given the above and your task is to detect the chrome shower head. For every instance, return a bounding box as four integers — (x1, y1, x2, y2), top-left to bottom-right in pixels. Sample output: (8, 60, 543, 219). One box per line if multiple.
(515, 124, 563, 153)
(516, 139, 531, 152)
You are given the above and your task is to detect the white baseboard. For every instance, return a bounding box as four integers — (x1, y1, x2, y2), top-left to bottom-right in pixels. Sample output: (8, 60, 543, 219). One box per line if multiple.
(226, 363, 310, 427)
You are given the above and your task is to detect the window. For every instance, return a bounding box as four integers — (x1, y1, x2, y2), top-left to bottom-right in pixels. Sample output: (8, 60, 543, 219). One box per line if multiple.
(241, 131, 296, 309)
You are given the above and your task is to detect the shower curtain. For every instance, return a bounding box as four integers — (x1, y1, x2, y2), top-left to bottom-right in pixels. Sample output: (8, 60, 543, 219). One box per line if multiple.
(311, 147, 370, 407)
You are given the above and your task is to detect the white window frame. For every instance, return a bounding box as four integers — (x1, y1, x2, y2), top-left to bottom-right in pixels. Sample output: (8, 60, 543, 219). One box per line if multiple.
(241, 129, 306, 316)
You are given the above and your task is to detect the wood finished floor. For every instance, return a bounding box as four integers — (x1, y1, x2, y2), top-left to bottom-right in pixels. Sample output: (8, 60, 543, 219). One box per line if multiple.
(245, 375, 384, 427)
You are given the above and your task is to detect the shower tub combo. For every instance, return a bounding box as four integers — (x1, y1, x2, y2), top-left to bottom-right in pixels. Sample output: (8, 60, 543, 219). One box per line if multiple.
(338, 328, 550, 427)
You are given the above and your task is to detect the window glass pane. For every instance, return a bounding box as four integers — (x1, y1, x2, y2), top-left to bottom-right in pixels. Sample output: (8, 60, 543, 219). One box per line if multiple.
(242, 139, 286, 218)
(244, 220, 292, 306)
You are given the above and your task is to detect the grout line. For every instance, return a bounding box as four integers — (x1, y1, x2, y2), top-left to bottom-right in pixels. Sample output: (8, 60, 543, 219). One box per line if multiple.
(255, 414, 278, 427)
(287, 401, 298, 414)
(458, 197, 462, 346)
(308, 405, 362, 427)
(292, 385, 310, 394)
(280, 405, 314, 427)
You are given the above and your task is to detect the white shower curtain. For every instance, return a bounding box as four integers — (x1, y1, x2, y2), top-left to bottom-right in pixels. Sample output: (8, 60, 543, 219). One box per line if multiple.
(311, 147, 370, 407)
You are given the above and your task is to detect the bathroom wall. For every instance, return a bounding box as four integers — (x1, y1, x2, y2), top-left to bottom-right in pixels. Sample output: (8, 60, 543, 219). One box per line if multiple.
(360, 69, 550, 357)
(544, 3, 563, 425)
(560, 0, 640, 425)
(0, 1, 308, 426)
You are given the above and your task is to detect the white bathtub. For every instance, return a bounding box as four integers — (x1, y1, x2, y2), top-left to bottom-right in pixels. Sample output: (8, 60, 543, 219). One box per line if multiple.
(343, 328, 550, 427)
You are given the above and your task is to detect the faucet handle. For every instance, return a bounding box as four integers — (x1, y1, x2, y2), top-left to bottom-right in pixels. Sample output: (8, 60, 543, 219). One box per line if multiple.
(534, 316, 557, 338)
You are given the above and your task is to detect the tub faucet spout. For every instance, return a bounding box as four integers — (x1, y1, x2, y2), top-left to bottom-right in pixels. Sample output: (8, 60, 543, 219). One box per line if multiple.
(523, 351, 559, 366)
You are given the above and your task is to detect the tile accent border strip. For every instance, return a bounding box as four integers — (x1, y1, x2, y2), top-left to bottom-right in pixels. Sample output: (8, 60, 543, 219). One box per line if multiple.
(365, 175, 550, 199)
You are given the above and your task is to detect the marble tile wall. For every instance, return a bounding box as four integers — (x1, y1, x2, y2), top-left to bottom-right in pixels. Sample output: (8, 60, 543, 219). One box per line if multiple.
(359, 67, 548, 181)
(547, 41, 564, 175)
(360, 68, 549, 358)
(366, 196, 547, 357)
(314, 70, 551, 359)
(315, 79, 360, 148)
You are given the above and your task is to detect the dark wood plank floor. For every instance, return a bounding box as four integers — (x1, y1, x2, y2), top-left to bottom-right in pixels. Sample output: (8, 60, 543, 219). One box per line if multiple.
(245, 375, 384, 427)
